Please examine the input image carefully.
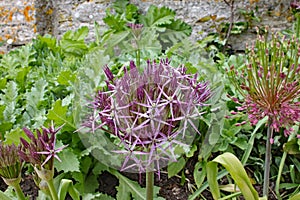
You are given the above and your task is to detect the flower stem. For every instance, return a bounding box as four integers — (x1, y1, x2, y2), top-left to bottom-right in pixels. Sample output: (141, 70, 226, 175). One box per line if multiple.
(146, 169, 154, 200)
(296, 13, 300, 38)
(46, 179, 58, 200)
(136, 48, 141, 69)
(263, 122, 273, 197)
(2, 176, 26, 200)
(12, 183, 26, 200)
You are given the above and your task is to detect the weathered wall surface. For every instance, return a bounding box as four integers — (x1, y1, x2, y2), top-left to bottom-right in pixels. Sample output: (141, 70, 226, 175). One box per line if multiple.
(0, 0, 294, 53)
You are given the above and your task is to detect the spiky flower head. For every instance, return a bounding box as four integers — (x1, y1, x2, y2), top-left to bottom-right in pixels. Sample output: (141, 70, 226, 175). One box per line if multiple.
(0, 142, 22, 180)
(83, 59, 210, 174)
(228, 31, 300, 140)
(19, 122, 67, 174)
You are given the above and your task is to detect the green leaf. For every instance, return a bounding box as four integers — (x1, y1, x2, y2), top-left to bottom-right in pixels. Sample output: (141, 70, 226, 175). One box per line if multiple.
(0, 81, 18, 103)
(3, 128, 27, 145)
(140, 5, 175, 28)
(82, 192, 115, 200)
(63, 26, 89, 41)
(103, 14, 127, 32)
(47, 99, 75, 129)
(283, 138, 300, 155)
(110, 169, 161, 200)
(54, 148, 80, 173)
(57, 70, 76, 86)
(25, 79, 48, 110)
(290, 193, 300, 200)
(58, 179, 80, 200)
(159, 19, 192, 46)
(193, 161, 206, 188)
(207, 152, 259, 200)
(207, 161, 220, 199)
(167, 157, 186, 178)
(0, 190, 13, 200)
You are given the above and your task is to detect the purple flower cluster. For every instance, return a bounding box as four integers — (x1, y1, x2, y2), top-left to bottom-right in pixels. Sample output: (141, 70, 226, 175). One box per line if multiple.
(19, 122, 67, 171)
(84, 59, 210, 173)
(228, 33, 300, 139)
(0, 142, 22, 179)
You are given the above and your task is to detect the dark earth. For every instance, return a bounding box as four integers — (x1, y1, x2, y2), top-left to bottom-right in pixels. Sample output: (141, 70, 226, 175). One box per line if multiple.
(0, 154, 279, 200)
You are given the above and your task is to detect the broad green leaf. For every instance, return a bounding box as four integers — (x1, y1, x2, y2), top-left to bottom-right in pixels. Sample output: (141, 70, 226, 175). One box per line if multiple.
(3, 128, 27, 145)
(140, 5, 175, 28)
(167, 157, 186, 178)
(290, 193, 300, 200)
(103, 14, 127, 32)
(193, 161, 206, 188)
(15, 67, 30, 91)
(1, 187, 18, 200)
(207, 152, 259, 200)
(0, 190, 13, 200)
(159, 19, 192, 46)
(283, 138, 300, 155)
(55, 148, 80, 173)
(57, 70, 76, 86)
(47, 99, 75, 129)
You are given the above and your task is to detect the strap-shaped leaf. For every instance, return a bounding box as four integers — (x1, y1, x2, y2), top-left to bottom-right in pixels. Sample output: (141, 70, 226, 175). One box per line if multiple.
(207, 152, 259, 200)
(58, 179, 80, 200)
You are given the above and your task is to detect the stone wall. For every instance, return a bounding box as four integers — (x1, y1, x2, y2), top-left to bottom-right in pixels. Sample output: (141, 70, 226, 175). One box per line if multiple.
(0, 0, 294, 53)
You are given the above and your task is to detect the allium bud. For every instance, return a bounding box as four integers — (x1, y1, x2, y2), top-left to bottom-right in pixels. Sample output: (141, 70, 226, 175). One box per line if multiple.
(19, 122, 67, 175)
(0, 142, 22, 180)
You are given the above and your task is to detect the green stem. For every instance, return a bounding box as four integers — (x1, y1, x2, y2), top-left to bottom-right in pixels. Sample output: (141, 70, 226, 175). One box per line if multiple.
(12, 183, 26, 200)
(296, 13, 300, 38)
(146, 169, 154, 200)
(2, 176, 26, 200)
(263, 122, 273, 197)
(136, 47, 141, 69)
(275, 151, 286, 200)
(47, 178, 58, 200)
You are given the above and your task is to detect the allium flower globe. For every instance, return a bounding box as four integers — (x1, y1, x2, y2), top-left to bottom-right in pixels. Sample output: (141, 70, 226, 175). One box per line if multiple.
(82, 59, 210, 174)
(228, 33, 300, 140)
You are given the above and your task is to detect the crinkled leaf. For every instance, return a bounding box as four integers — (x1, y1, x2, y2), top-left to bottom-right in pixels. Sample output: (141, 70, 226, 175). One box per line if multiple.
(57, 70, 76, 86)
(3, 128, 27, 145)
(159, 19, 192, 46)
(47, 99, 75, 129)
(139, 5, 175, 28)
(103, 14, 127, 32)
(54, 148, 80, 173)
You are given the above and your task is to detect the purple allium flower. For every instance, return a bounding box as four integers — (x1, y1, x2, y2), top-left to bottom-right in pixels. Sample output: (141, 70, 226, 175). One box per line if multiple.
(0, 142, 22, 179)
(228, 33, 300, 139)
(83, 59, 210, 174)
(291, 0, 300, 10)
(127, 23, 144, 41)
(19, 122, 67, 171)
